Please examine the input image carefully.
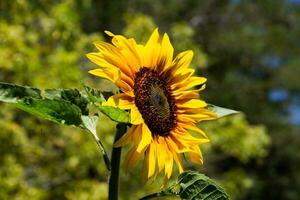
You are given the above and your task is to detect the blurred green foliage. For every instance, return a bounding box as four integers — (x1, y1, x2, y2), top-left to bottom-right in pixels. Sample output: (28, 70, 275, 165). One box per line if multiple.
(1, 0, 299, 199)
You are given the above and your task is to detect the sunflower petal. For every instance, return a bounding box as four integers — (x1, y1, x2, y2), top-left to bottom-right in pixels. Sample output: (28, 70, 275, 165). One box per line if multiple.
(88, 68, 120, 82)
(103, 93, 134, 109)
(130, 105, 144, 125)
(157, 33, 174, 73)
(143, 28, 161, 68)
(114, 125, 136, 147)
(155, 136, 167, 172)
(111, 35, 142, 73)
(177, 99, 207, 109)
(164, 140, 173, 179)
(188, 146, 204, 165)
(178, 122, 208, 138)
(162, 50, 194, 82)
(124, 145, 146, 172)
(172, 76, 207, 91)
(147, 143, 156, 178)
(136, 124, 152, 153)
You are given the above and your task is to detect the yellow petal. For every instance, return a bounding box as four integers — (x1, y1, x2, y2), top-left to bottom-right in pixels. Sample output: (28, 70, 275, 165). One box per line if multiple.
(88, 68, 120, 82)
(114, 125, 136, 147)
(112, 36, 142, 70)
(173, 50, 193, 70)
(188, 146, 204, 165)
(124, 145, 146, 172)
(172, 130, 209, 145)
(162, 50, 194, 82)
(147, 143, 156, 178)
(168, 68, 194, 85)
(143, 28, 161, 68)
(130, 105, 144, 125)
(173, 86, 206, 99)
(86, 52, 111, 68)
(164, 136, 184, 173)
(104, 30, 115, 37)
(172, 152, 184, 173)
(155, 136, 167, 172)
(172, 77, 207, 91)
(177, 122, 208, 138)
(102, 93, 134, 109)
(167, 133, 191, 153)
(93, 41, 134, 78)
(164, 146, 173, 179)
(174, 90, 199, 101)
(136, 124, 152, 153)
(177, 99, 207, 109)
(178, 109, 217, 122)
(156, 33, 174, 73)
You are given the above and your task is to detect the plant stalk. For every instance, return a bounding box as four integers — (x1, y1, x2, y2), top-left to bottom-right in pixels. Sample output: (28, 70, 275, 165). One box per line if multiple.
(108, 123, 127, 200)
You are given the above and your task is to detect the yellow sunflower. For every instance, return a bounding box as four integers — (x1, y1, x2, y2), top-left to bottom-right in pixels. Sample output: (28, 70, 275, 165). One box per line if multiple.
(87, 28, 216, 181)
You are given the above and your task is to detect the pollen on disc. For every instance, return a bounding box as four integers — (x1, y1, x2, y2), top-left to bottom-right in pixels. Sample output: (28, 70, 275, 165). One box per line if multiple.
(133, 67, 177, 136)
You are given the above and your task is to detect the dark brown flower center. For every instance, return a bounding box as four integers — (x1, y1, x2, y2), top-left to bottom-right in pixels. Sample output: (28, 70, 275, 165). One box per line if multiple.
(133, 67, 177, 136)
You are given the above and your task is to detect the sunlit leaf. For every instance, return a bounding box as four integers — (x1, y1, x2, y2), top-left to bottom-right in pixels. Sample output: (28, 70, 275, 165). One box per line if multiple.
(16, 98, 82, 126)
(206, 104, 240, 118)
(97, 105, 130, 123)
(140, 171, 229, 200)
(0, 83, 83, 126)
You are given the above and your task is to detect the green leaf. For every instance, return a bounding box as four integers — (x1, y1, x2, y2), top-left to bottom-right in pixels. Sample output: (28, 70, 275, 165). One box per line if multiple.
(44, 88, 89, 115)
(81, 115, 99, 136)
(81, 115, 111, 171)
(83, 84, 129, 123)
(206, 104, 240, 118)
(0, 82, 112, 171)
(16, 98, 82, 126)
(83, 84, 106, 103)
(0, 82, 41, 103)
(97, 105, 130, 123)
(140, 171, 229, 200)
(0, 83, 83, 126)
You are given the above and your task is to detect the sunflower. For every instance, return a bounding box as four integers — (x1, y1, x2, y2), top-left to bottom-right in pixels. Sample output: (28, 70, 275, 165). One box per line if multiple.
(87, 29, 216, 181)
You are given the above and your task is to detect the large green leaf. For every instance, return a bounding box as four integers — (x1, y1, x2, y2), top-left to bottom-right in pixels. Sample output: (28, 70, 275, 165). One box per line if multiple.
(16, 98, 82, 126)
(206, 104, 240, 118)
(0, 82, 41, 103)
(140, 171, 229, 200)
(44, 88, 89, 115)
(97, 105, 130, 124)
(0, 83, 86, 126)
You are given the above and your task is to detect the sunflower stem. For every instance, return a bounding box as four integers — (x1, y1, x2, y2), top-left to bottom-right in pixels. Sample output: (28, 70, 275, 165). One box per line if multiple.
(108, 123, 127, 200)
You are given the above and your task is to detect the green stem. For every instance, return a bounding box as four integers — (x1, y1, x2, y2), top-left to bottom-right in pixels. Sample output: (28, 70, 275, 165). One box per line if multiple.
(108, 123, 127, 200)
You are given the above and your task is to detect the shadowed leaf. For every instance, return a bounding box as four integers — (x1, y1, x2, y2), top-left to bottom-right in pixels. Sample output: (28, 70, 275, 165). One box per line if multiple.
(44, 88, 89, 115)
(0, 82, 41, 103)
(141, 171, 229, 200)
